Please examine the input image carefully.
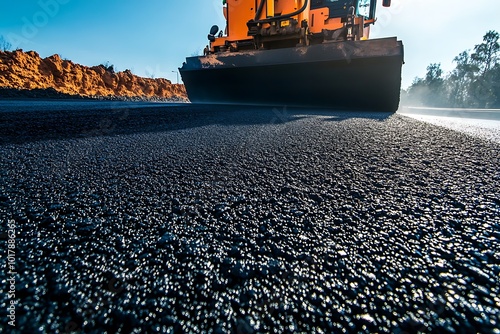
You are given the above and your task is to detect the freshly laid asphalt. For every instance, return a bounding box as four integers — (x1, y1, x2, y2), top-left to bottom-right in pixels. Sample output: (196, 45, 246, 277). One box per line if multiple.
(0, 102, 499, 333)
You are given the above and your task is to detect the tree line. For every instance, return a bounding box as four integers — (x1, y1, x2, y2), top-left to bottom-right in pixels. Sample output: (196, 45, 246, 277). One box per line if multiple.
(402, 30, 500, 108)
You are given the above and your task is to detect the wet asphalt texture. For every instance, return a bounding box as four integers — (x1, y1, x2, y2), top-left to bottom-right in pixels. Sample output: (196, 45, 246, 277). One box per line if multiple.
(0, 102, 499, 333)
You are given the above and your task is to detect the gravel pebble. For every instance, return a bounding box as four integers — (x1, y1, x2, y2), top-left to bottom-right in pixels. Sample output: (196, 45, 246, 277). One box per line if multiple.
(1, 103, 499, 333)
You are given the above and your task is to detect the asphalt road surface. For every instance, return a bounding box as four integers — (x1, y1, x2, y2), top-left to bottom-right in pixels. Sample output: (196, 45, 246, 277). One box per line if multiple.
(1, 101, 499, 333)
(400, 107, 500, 144)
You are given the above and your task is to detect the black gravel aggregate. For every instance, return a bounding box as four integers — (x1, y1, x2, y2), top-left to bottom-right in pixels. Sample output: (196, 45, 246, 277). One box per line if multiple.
(1, 102, 499, 333)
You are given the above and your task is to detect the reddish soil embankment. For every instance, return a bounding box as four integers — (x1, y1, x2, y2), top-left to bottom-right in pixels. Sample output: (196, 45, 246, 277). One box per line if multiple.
(0, 50, 187, 101)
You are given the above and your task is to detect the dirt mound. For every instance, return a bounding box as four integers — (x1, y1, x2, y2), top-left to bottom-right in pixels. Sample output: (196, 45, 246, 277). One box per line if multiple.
(0, 50, 187, 101)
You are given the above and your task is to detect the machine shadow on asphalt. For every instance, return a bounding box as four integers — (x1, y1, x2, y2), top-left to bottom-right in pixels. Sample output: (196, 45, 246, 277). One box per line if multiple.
(0, 103, 394, 144)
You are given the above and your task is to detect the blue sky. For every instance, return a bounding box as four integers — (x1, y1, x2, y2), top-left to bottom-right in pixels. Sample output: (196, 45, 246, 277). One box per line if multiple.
(1, 0, 499, 88)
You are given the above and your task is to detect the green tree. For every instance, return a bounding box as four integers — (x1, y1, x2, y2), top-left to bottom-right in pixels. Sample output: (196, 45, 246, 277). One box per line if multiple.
(425, 63, 443, 85)
(0, 35, 12, 51)
(406, 63, 446, 106)
(491, 63, 500, 108)
(471, 30, 499, 76)
(467, 31, 500, 107)
(447, 51, 477, 107)
(426, 63, 447, 106)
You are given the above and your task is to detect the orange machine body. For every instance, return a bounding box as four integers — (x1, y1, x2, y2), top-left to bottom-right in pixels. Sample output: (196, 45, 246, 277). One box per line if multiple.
(212, 0, 377, 52)
(180, 0, 404, 112)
